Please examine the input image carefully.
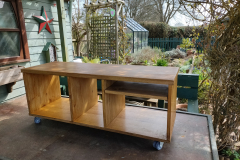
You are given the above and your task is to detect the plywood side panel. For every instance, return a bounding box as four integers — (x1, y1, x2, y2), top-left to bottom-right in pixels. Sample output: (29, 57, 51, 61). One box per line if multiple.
(102, 80, 125, 127)
(23, 73, 61, 114)
(68, 77, 98, 121)
(167, 75, 178, 142)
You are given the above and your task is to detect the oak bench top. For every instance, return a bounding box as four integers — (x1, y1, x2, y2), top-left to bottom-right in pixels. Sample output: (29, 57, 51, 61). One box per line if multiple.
(21, 62, 179, 85)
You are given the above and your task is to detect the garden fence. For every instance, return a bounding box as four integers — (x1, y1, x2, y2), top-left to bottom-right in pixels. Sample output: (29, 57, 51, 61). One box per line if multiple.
(148, 38, 203, 53)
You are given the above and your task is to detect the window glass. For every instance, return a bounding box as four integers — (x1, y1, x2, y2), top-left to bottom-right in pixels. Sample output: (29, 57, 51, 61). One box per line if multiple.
(126, 28, 133, 53)
(134, 32, 138, 52)
(0, 1, 18, 28)
(0, 32, 20, 58)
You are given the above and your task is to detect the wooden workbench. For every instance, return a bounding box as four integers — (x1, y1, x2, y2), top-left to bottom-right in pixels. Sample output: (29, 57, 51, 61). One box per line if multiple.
(22, 62, 179, 143)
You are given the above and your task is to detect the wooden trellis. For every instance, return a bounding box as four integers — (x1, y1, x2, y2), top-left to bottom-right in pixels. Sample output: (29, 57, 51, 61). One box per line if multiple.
(84, 0, 125, 64)
(90, 16, 116, 63)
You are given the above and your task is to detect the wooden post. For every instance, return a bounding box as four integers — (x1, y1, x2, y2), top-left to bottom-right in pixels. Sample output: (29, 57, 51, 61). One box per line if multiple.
(86, 7, 89, 58)
(121, 4, 124, 60)
(115, 1, 119, 64)
(57, 0, 69, 62)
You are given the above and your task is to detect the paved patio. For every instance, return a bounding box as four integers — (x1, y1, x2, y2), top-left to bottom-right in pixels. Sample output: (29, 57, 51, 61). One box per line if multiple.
(0, 96, 216, 160)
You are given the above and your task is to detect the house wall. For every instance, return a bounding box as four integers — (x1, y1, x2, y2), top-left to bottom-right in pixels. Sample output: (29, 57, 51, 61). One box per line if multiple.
(0, 0, 73, 103)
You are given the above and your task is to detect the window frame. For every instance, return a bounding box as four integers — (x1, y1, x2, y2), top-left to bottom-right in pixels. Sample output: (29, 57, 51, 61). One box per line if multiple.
(0, 0, 30, 65)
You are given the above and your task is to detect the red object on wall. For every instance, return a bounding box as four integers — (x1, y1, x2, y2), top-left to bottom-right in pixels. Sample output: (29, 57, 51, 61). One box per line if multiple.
(32, 6, 54, 34)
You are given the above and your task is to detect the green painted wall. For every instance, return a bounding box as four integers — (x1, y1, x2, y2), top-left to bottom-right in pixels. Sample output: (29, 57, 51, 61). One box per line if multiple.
(0, 0, 73, 103)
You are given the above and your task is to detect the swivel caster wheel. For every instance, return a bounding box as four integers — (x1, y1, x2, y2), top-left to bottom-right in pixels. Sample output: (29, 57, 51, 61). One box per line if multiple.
(34, 117, 41, 124)
(153, 141, 164, 151)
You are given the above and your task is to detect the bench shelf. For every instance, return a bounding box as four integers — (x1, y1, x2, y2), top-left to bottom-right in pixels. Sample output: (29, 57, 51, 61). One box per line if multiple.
(105, 81, 168, 100)
(31, 97, 71, 122)
(22, 62, 179, 143)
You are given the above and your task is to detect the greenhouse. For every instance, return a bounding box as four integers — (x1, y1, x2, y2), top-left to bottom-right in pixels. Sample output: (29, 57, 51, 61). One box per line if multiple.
(125, 18, 149, 53)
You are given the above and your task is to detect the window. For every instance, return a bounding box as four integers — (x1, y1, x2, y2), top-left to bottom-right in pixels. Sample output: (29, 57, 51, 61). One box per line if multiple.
(0, 0, 29, 65)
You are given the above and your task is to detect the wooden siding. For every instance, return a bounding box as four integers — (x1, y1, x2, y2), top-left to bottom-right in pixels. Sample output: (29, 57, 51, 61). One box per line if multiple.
(0, 0, 73, 103)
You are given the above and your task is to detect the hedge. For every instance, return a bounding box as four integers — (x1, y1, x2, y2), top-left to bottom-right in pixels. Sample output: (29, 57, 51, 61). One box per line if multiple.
(139, 22, 206, 38)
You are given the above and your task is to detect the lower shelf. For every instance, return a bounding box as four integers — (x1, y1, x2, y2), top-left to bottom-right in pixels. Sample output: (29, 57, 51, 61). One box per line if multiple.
(74, 103, 104, 128)
(106, 106, 168, 141)
(30, 99, 168, 141)
(31, 97, 71, 122)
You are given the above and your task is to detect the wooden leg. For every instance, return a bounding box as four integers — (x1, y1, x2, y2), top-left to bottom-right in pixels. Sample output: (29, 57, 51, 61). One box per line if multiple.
(167, 76, 178, 142)
(68, 77, 98, 121)
(102, 80, 125, 127)
(23, 73, 61, 114)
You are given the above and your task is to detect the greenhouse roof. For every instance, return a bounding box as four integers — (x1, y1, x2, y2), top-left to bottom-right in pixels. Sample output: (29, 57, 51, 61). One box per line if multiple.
(123, 18, 148, 32)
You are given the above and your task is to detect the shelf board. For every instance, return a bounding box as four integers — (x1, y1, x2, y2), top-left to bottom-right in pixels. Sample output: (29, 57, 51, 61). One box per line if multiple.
(74, 102, 168, 141)
(74, 103, 104, 128)
(105, 81, 168, 100)
(31, 97, 71, 122)
(107, 106, 168, 141)
(32, 100, 168, 142)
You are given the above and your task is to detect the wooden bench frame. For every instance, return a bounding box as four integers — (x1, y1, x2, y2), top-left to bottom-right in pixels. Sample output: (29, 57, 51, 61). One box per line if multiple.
(61, 73, 199, 113)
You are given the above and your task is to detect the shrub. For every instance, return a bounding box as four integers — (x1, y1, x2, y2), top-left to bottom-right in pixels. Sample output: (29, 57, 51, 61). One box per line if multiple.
(139, 22, 170, 38)
(180, 65, 191, 73)
(139, 22, 206, 38)
(156, 59, 168, 66)
(192, 67, 211, 106)
(180, 38, 194, 49)
(165, 48, 186, 58)
(131, 47, 163, 64)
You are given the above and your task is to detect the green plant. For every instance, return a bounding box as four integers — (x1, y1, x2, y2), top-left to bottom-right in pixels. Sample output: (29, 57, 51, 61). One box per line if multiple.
(180, 38, 194, 49)
(192, 67, 211, 106)
(180, 65, 190, 73)
(233, 151, 240, 160)
(222, 149, 240, 160)
(222, 149, 233, 157)
(82, 56, 100, 64)
(183, 58, 192, 66)
(144, 60, 148, 66)
(156, 59, 168, 66)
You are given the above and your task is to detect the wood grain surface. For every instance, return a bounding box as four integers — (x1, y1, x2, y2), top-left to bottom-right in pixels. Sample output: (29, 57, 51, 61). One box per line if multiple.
(23, 73, 61, 114)
(167, 74, 178, 142)
(31, 97, 71, 122)
(21, 62, 179, 85)
(105, 81, 168, 100)
(68, 77, 98, 121)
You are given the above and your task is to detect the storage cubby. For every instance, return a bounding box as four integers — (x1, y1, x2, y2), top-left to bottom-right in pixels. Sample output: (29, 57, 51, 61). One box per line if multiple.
(67, 77, 104, 128)
(23, 73, 71, 122)
(105, 81, 169, 100)
(102, 80, 169, 141)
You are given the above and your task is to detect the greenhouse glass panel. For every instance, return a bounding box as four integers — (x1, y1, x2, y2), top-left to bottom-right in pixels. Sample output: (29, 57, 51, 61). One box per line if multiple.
(134, 32, 138, 52)
(126, 28, 133, 53)
(124, 18, 149, 53)
(142, 32, 146, 48)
